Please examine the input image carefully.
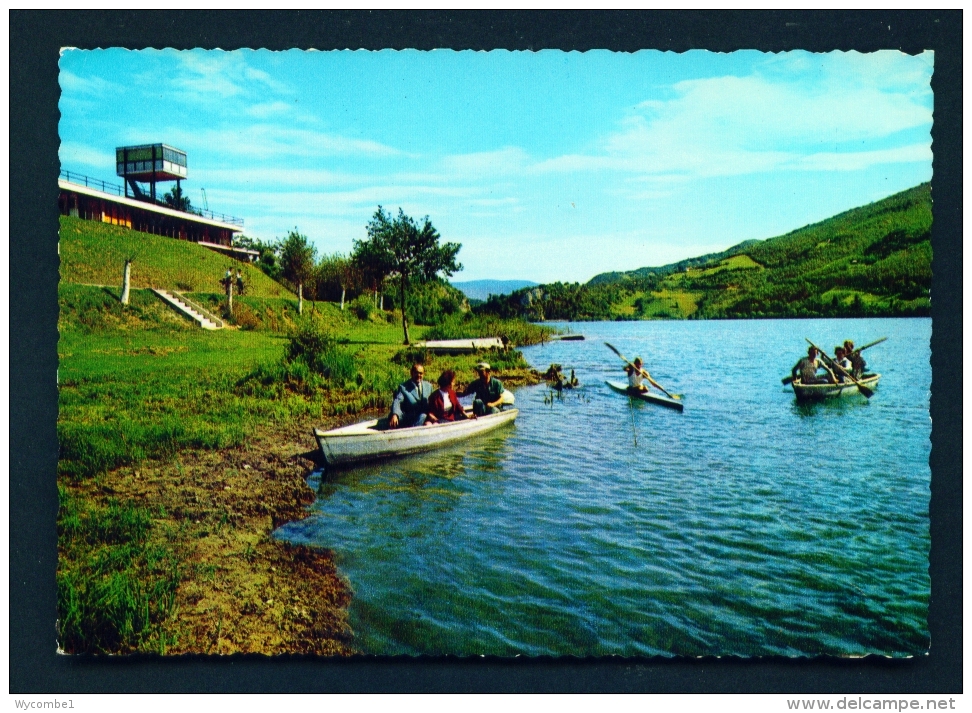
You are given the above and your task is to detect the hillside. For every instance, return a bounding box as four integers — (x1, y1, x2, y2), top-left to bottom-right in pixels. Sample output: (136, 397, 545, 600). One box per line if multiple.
(477, 183, 931, 321)
(587, 240, 762, 286)
(451, 279, 539, 302)
(58, 215, 293, 298)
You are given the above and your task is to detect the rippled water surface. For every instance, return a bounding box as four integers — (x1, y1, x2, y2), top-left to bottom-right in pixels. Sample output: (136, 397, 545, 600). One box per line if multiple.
(277, 318, 931, 656)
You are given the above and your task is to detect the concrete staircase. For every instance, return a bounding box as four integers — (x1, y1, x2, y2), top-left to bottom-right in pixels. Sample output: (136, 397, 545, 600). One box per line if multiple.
(152, 289, 225, 330)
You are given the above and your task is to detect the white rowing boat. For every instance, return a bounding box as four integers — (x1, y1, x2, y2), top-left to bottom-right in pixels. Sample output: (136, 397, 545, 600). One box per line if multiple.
(791, 374, 881, 401)
(314, 408, 519, 466)
(605, 380, 684, 412)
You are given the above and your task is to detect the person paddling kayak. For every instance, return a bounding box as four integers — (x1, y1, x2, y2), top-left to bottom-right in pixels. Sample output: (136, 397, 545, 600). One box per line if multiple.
(625, 357, 651, 393)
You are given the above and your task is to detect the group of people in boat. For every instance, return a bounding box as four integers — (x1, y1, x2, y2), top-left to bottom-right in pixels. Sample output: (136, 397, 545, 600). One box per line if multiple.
(791, 340, 868, 385)
(388, 361, 508, 429)
(385, 337, 873, 428)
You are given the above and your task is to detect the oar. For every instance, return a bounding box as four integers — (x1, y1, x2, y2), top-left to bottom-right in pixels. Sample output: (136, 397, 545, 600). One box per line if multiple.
(604, 342, 680, 401)
(805, 338, 874, 398)
(852, 337, 888, 354)
(782, 337, 886, 385)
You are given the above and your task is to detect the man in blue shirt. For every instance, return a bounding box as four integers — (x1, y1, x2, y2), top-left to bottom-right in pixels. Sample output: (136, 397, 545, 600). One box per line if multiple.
(389, 363, 434, 428)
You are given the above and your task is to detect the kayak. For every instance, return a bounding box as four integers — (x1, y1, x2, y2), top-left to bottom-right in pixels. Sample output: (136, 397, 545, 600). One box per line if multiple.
(605, 380, 684, 412)
(313, 408, 518, 467)
(792, 374, 881, 401)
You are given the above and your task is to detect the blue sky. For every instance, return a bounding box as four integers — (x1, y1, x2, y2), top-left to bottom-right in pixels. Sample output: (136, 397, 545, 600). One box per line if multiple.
(59, 49, 933, 283)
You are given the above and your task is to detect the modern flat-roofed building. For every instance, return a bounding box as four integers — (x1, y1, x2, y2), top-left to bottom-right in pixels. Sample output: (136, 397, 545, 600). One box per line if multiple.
(58, 142, 257, 261)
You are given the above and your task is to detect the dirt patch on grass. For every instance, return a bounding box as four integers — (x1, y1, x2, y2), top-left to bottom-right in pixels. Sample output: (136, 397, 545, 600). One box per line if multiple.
(60, 418, 353, 655)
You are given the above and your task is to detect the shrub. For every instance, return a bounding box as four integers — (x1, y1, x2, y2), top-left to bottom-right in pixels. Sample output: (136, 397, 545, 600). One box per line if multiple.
(231, 302, 260, 330)
(286, 322, 355, 381)
(237, 321, 358, 396)
(424, 314, 554, 346)
(392, 346, 432, 367)
(349, 294, 377, 321)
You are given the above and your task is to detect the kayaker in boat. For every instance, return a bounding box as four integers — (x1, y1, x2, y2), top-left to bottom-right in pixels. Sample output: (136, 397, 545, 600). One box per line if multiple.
(791, 346, 836, 385)
(388, 363, 434, 429)
(428, 370, 474, 423)
(833, 346, 853, 382)
(460, 362, 505, 416)
(625, 357, 650, 393)
(843, 340, 867, 378)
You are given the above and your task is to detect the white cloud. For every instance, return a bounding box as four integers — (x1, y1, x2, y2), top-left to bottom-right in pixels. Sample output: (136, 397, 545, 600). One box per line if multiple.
(139, 124, 403, 162)
(440, 147, 530, 176)
(58, 69, 120, 96)
(246, 101, 295, 119)
(167, 50, 293, 103)
(538, 54, 933, 182)
(193, 166, 361, 189)
(58, 141, 115, 170)
(795, 144, 933, 172)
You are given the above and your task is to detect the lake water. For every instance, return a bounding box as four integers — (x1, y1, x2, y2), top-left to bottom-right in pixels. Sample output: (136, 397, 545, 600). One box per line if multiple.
(276, 318, 931, 657)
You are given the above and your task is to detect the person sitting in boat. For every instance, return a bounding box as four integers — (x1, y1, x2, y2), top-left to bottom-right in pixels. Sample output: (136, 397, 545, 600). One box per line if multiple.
(843, 340, 867, 378)
(625, 357, 650, 393)
(388, 363, 434, 429)
(833, 346, 853, 382)
(460, 362, 505, 416)
(428, 369, 474, 423)
(791, 346, 835, 385)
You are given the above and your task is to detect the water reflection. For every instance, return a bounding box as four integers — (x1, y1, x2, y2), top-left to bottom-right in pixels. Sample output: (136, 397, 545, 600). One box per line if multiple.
(278, 318, 930, 657)
(280, 427, 518, 546)
(791, 395, 873, 418)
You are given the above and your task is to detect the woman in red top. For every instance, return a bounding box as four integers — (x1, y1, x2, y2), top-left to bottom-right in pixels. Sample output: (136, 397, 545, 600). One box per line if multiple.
(428, 370, 473, 423)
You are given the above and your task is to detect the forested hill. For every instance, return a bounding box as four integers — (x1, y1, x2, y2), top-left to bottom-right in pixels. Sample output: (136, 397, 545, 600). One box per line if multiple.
(477, 183, 931, 321)
(587, 240, 762, 286)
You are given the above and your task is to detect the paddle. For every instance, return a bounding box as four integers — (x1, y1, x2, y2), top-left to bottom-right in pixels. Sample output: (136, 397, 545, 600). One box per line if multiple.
(782, 336, 886, 385)
(604, 342, 680, 401)
(851, 336, 888, 354)
(805, 339, 874, 398)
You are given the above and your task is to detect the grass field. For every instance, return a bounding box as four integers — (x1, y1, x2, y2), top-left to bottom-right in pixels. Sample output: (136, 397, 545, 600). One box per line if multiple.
(687, 254, 762, 276)
(57, 276, 543, 652)
(59, 215, 291, 298)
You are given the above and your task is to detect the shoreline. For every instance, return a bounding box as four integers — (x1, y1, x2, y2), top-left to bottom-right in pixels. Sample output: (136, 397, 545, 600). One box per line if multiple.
(60, 416, 357, 655)
(58, 367, 542, 655)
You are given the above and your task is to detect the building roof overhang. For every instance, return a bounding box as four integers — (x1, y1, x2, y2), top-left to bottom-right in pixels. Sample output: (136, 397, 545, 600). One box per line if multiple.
(59, 179, 242, 233)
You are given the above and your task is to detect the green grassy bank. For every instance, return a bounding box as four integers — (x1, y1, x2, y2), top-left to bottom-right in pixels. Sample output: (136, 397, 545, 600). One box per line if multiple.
(58, 216, 551, 653)
(59, 215, 291, 298)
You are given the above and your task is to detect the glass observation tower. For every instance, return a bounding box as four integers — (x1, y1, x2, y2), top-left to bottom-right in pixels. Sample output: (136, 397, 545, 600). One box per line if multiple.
(115, 143, 188, 202)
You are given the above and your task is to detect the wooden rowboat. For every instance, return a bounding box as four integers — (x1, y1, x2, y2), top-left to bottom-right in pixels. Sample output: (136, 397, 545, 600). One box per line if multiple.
(314, 408, 518, 467)
(605, 380, 684, 412)
(791, 374, 881, 401)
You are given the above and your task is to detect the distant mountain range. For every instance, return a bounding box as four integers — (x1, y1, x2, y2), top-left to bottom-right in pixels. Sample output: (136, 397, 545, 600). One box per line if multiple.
(451, 279, 539, 302)
(476, 183, 931, 321)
